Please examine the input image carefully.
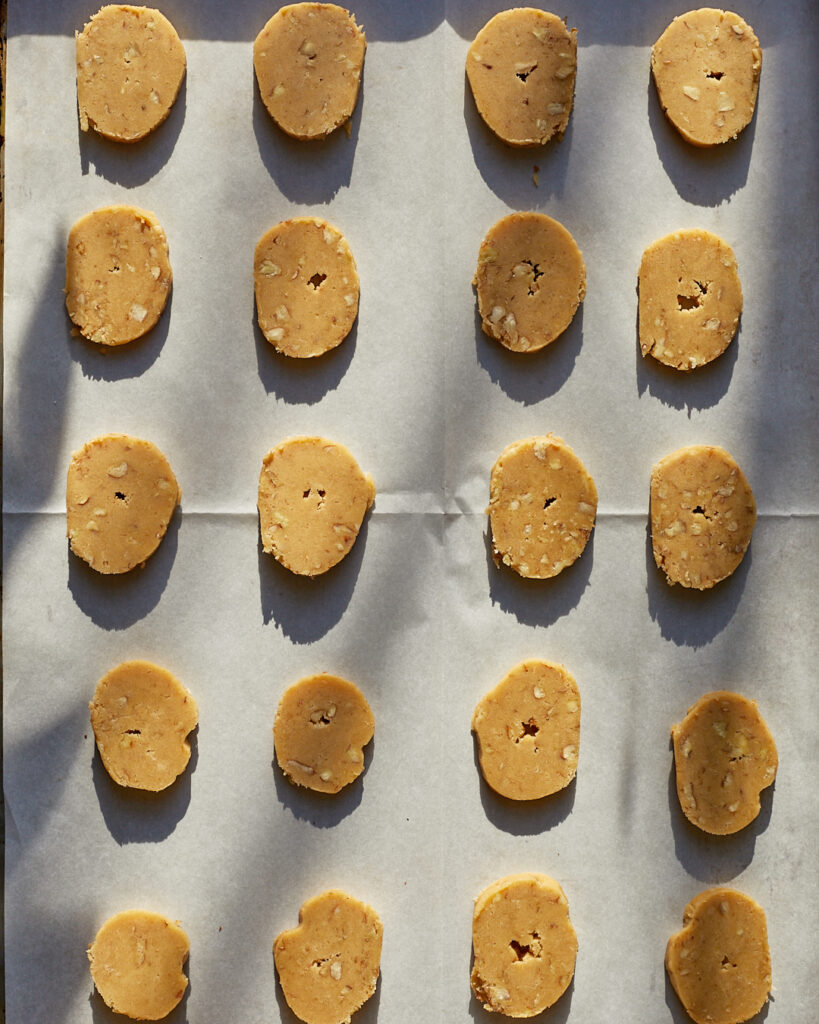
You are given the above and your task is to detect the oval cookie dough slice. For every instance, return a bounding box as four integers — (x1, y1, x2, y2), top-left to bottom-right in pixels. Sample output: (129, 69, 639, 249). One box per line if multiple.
(474, 212, 585, 353)
(650, 444, 755, 589)
(76, 5, 186, 143)
(672, 690, 777, 835)
(471, 873, 577, 1017)
(66, 434, 180, 574)
(274, 889, 383, 1024)
(639, 229, 742, 370)
(651, 9, 762, 147)
(88, 909, 189, 1020)
(258, 436, 374, 577)
(488, 435, 597, 579)
(255, 217, 359, 358)
(472, 659, 580, 800)
(90, 660, 198, 791)
(254, 3, 366, 140)
(666, 888, 771, 1024)
(466, 9, 577, 147)
(66, 205, 172, 346)
(274, 674, 374, 793)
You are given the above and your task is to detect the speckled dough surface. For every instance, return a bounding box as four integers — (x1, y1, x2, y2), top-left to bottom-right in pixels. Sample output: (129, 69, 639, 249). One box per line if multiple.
(639, 229, 742, 370)
(466, 8, 577, 147)
(650, 445, 755, 589)
(651, 8, 761, 146)
(254, 217, 359, 358)
(76, 5, 186, 142)
(254, 3, 366, 140)
(474, 212, 585, 352)
(66, 205, 172, 346)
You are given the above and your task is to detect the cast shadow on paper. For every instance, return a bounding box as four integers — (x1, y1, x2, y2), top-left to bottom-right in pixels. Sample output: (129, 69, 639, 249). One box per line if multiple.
(70, 295, 171, 381)
(271, 736, 372, 829)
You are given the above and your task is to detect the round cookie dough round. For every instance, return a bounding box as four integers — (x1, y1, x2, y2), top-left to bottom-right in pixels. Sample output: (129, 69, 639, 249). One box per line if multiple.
(471, 873, 577, 1017)
(639, 229, 742, 370)
(488, 435, 597, 579)
(254, 3, 366, 140)
(255, 217, 359, 358)
(472, 660, 580, 800)
(274, 889, 383, 1024)
(651, 9, 762, 147)
(672, 690, 777, 835)
(666, 888, 771, 1024)
(88, 909, 189, 1020)
(466, 8, 577, 147)
(650, 444, 755, 589)
(90, 660, 198, 791)
(66, 205, 172, 346)
(274, 674, 374, 793)
(258, 436, 375, 577)
(76, 5, 186, 143)
(474, 212, 585, 352)
(66, 434, 180, 574)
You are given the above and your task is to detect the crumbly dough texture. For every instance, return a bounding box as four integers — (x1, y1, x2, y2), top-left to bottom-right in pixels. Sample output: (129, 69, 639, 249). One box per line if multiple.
(66, 205, 172, 346)
(274, 889, 383, 1024)
(466, 8, 577, 147)
(66, 434, 180, 574)
(472, 660, 580, 800)
(90, 660, 198, 791)
(650, 445, 755, 589)
(651, 8, 762, 146)
(488, 435, 597, 579)
(76, 5, 186, 142)
(274, 674, 374, 793)
(474, 212, 585, 353)
(672, 691, 777, 835)
(254, 3, 366, 140)
(258, 437, 374, 577)
(255, 217, 359, 358)
(471, 873, 577, 1017)
(666, 888, 771, 1024)
(88, 909, 189, 1020)
(639, 229, 742, 370)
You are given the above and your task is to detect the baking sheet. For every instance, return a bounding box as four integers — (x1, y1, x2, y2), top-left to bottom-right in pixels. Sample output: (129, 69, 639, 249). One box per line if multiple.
(4, 1, 817, 1021)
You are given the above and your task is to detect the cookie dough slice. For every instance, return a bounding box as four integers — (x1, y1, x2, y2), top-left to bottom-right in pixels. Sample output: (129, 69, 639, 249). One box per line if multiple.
(88, 909, 189, 1020)
(466, 9, 577, 147)
(254, 3, 366, 140)
(274, 889, 383, 1024)
(76, 5, 186, 142)
(666, 888, 771, 1024)
(651, 9, 762, 146)
(639, 229, 742, 370)
(471, 873, 577, 1017)
(650, 445, 755, 589)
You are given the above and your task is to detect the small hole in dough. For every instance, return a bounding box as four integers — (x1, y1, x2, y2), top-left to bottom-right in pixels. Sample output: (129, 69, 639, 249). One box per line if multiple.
(516, 63, 537, 82)
(543, 496, 556, 510)
(520, 718, 539, 738)
(114, 491, 126, 501)
(706, 70, 724, 80)
(308, 272, 327, 289)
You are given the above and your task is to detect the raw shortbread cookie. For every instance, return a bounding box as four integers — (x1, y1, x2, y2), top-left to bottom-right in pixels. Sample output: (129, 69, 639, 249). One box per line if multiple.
(258, 437, 374, 577)
(472, 659, 580, 800)
(639, 229, 742, 370)
(76, 5, 186, 142)
(471, 873, 577, 1017)
(466, 8, 577, 147)
(66, 434, 180, 574)
(651, 9, 762, 146)
(66, 205, 172, 346)
(254, 3, 366, 140)
(488, 435, 597, 579)
(90, 660, 198, 791)
(672, 690, 777, 835)
(255, 217, 359, 358)
(474, 212, 585, 353)
(88, 909, 189, 1020)
(666, 888, 771, 1024)
(274, 889, 383, 1024)
(274, 674, 374, 793)
(650, 445, 755, 589)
